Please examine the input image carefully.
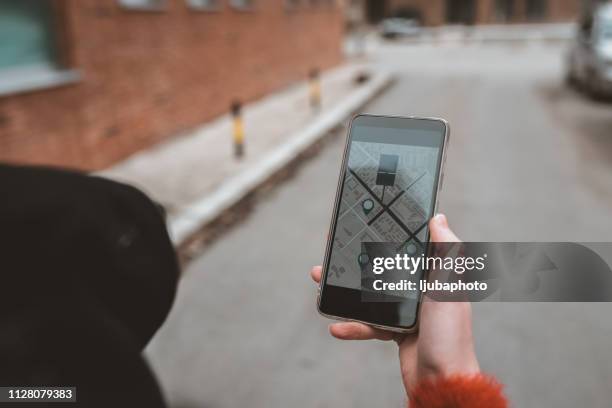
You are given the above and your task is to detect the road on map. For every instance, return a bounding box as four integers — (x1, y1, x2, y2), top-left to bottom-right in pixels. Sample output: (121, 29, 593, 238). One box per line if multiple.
(146, 41, 612, 408)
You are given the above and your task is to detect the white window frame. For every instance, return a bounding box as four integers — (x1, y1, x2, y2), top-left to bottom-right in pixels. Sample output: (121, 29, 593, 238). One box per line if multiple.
(186, 0, 222, 11)
(0, 64, 80, 97)
(118, 0, 168, 11)
(229, 0, 255, 11)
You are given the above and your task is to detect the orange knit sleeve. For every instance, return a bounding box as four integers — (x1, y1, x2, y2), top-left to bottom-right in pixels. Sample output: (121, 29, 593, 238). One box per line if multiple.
(409, 374, 508, 408)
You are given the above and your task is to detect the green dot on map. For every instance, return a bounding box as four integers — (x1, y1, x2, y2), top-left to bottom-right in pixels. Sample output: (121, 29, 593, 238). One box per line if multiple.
(362, 199, 374, 215)
(358, 253, 370, 265)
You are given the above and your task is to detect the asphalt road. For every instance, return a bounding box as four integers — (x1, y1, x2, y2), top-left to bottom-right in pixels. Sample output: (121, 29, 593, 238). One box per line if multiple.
(146, 42, 612, 408)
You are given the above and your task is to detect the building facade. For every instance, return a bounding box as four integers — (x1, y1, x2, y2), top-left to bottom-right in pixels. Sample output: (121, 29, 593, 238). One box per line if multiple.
(0, 0, 343, 170)
(363, 0, 583, 25)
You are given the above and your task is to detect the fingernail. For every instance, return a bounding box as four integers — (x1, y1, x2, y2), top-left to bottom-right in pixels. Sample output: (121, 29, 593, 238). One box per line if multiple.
(433, 213, 448, 227)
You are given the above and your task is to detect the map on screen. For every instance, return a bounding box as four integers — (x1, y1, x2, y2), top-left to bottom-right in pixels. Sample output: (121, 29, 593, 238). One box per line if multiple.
(327, 140, 440, 291)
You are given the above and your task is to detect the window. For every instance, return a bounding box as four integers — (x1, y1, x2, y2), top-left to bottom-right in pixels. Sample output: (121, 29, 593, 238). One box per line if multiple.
(118, 0, 167, 11)
(0, 0, 79, 96)
(187, 0, 221, 11)
(230, 0, 255, 10)
(0, 0, 56, 71)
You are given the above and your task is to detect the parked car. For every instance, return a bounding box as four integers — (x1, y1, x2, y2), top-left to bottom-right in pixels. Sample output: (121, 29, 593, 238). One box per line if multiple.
(380, 18, 422, 40)
(566, 4, 612, 97)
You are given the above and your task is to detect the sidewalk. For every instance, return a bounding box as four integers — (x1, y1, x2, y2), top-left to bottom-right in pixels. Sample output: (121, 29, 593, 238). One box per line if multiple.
(100, 63, 393, 246)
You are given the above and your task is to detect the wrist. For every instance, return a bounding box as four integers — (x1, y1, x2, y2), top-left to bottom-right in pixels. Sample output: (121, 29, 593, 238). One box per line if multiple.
(421, 353, 480, 379)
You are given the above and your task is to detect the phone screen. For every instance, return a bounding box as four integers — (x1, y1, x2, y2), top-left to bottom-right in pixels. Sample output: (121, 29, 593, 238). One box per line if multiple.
(319, 115, 447, 330)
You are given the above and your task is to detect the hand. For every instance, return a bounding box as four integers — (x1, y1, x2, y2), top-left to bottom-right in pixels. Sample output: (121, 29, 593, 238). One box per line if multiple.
(311, 214, 480, 395)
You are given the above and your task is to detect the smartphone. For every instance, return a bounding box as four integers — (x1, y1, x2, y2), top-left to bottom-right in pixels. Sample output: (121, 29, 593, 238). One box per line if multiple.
(318, 114, 449, 333)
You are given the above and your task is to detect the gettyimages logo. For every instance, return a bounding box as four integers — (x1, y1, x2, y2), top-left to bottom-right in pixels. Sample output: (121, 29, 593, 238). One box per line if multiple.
(359, 242, 612, 302)
(371, 253, 487, 275)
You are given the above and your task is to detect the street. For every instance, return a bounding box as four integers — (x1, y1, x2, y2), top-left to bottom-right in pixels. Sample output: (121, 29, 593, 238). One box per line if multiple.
(146, 41, 612, 408)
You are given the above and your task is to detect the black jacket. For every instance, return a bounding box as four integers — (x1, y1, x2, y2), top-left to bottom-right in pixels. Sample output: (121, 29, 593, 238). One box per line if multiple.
(0, 164, 179, 407)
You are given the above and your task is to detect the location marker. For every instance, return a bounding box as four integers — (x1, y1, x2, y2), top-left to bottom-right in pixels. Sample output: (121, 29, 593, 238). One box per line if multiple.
(406, 243, 417, 256)
(358, 253, 370, 266)
(362, 198, 374, 215)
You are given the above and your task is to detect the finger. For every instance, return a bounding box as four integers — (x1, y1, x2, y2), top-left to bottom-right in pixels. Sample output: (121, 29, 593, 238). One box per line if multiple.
(429, 214, 461, 243)
(310, 266, 322, 284)
(329, 322, 395, 341)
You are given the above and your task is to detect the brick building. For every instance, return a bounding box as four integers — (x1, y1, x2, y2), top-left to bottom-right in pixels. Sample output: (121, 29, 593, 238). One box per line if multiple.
(0, 0, 343, 170)
(363, 0, 583, 25)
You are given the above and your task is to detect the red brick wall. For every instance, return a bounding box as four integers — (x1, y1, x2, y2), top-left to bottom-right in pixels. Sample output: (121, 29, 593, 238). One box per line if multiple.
(0, 0, 344, 170)
(547, 0, 582, 21)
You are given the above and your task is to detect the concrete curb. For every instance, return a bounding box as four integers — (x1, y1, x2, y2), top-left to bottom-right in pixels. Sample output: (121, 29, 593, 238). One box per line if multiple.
(169, 70, 394, 246)
(374, 23, 576, 46)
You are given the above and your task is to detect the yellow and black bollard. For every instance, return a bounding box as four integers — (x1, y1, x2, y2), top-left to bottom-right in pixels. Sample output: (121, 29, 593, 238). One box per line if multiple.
(231, 100, 244, 158)
(308, 68, 321, 110)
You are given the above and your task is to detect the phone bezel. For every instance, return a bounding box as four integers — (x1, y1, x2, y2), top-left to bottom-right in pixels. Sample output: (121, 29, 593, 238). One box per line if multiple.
(317, 114, 450, 333)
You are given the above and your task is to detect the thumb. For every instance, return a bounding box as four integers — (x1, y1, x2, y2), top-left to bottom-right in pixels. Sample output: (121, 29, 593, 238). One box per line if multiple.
(429, 214, 461, 243)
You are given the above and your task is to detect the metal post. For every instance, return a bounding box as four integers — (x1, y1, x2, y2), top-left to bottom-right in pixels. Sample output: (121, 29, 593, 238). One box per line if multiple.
(231, 100, 244, 158)
(309, 68, 321, 110)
